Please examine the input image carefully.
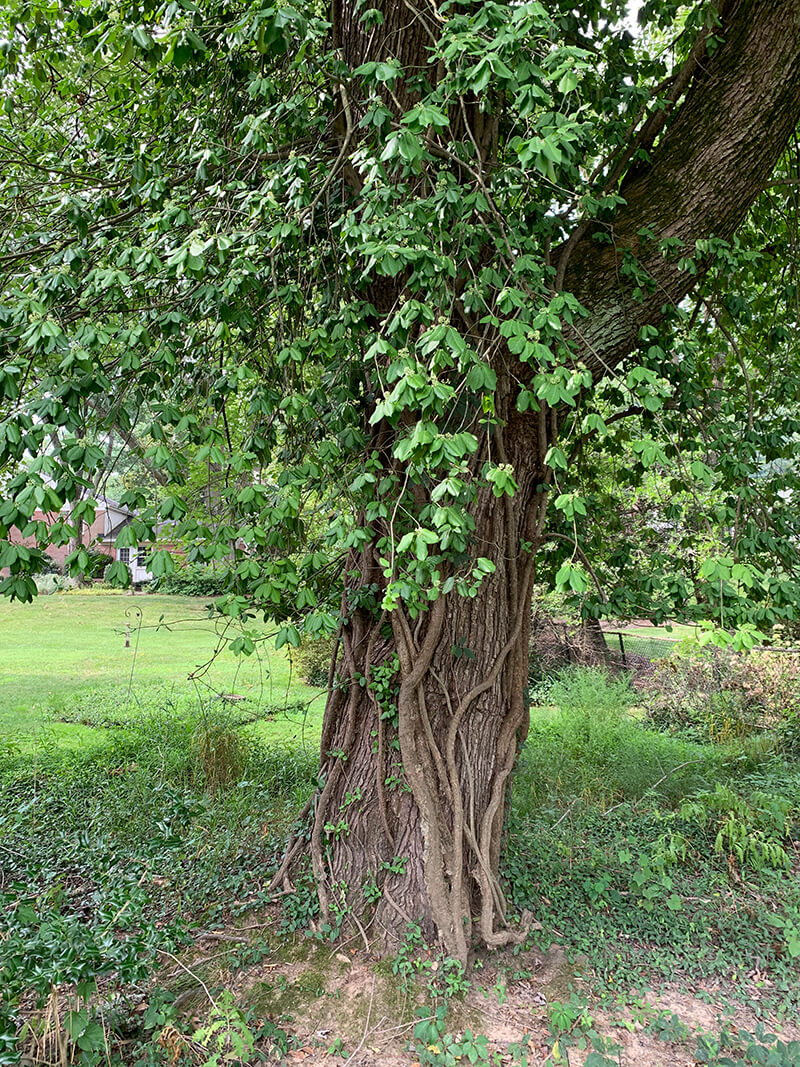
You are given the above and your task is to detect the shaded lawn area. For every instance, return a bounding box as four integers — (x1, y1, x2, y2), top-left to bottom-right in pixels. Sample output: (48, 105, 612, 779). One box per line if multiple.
(0, 592, 325, 749)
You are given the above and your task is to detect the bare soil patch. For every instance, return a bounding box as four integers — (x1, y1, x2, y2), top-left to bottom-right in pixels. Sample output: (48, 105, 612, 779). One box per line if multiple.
(157, 924, 800, 1066)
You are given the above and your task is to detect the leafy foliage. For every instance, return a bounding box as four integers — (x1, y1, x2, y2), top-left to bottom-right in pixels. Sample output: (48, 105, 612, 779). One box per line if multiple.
(3, 0, 800, 973)
(154, 566, 233, 599)
(0, 0, 797, 644)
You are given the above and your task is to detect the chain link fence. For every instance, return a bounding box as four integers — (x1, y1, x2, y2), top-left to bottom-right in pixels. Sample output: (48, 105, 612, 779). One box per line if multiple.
(603, 630, 678, 667)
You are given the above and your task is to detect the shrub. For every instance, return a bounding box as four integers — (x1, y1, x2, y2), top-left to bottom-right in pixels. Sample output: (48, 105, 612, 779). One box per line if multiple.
(154, 564, 232, 597)
(676, 783, 795, 871)
(88, 550, 113, 578)
(34, 574, 76, 595)
(60, 549, 112, 579)
(289, 636, 334, 687)
(777, 708, 800, 759)
(531, 665, 634, 716)
(644, 647, 800, 743)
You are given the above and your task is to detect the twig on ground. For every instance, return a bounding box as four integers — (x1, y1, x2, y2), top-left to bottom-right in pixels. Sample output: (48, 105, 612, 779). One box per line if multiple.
(342, 975, 376, 1066)
(551, 796, 581, 830)
(157, 949, 217, 1010)
(193, 932, 248, 944)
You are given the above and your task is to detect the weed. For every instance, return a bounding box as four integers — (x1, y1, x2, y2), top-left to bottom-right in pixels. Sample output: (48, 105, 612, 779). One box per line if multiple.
(191, 990, 256, 1066)
(390, 925, 472, 1001)
(644, 647, 800, 744)
(544, 992, 621, 1067)
(646, 1011, 691, 1042)
(280, 864, 320, 934)
(410, 1005, 495, 1066)
(192, 719, 250, 793)
(517, 667, 717, 815)
(427, 958, 471, 1002)
(678, 783, 794, 871)
(392, 922, 426, 989)
(693, 1023, 800, 1067)
(547, 993, 594, 1033)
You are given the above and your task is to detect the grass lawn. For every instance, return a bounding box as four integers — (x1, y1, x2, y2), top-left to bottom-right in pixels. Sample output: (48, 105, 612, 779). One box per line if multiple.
(0, 591, 325, 749)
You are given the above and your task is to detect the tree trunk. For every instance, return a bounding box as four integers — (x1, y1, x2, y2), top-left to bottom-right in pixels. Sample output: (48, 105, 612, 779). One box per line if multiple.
(278, 420, 548, 964)
(560, 0, 800, 377)
(67, 511, 88, 587)
(274, 0, 800, 961)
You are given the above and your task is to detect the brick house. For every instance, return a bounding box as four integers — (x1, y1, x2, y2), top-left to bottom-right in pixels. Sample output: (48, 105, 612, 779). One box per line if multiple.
(9, 496, 155, 582)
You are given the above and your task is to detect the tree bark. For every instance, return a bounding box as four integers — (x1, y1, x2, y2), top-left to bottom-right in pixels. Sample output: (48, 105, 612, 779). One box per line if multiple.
(276, 0, 800, 961)
(276, 395, 549, 962)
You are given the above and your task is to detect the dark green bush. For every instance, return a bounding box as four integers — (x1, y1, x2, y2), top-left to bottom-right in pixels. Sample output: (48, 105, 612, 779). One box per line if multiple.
(154, 564, 232, 597)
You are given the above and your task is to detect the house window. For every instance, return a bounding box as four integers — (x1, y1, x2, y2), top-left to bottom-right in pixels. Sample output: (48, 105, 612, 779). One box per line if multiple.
(137, 549, 147, 567)
(119, 548, 131, 564)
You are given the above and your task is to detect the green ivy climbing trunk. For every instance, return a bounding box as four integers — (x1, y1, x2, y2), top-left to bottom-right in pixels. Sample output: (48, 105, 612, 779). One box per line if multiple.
(272, 0, 800, 960)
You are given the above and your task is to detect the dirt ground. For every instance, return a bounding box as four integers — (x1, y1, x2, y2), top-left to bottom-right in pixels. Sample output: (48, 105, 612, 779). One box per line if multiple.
(162, 923, 800, 1067)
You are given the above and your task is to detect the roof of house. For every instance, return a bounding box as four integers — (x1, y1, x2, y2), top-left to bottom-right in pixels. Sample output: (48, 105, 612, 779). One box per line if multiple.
(101, 514, 134, 542)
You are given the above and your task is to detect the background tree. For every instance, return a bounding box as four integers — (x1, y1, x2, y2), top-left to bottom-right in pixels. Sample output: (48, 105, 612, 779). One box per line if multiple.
(2, 0, 800, 962)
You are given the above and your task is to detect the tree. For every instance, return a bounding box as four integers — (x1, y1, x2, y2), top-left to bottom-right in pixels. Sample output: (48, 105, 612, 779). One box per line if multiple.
(2, 0, 800, 963)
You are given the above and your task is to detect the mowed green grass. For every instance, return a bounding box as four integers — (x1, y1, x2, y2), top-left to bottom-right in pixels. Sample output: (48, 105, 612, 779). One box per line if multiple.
(0, 592, 325, 749)
(610, 620, 699, 639)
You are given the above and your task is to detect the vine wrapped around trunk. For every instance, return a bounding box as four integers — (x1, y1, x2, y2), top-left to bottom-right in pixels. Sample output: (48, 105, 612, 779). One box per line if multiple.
(271, 0, 800, 960)
(273, 391, 552, 962)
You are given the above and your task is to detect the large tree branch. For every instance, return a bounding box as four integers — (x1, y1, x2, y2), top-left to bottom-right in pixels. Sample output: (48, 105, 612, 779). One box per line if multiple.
(560, 0, 800, 379)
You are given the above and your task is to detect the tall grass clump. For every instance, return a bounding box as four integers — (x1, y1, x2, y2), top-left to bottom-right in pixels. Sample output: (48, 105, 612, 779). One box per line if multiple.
(516, 667, 721, 817)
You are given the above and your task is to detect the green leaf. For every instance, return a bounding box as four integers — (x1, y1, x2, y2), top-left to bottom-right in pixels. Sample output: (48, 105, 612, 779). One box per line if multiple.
(106, 560, 132, 587)
(690, 460, 714, 484)
(555, 562, 588, 594)
(276, 625, 301, 650)
(557, 70, 579, 94)
(544, 446, 568, 471)
(147, 550, 175, 578)
(115, 526, 138, 549)
(465, 362, 497, 392)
